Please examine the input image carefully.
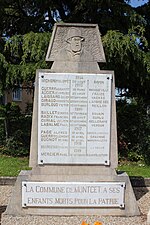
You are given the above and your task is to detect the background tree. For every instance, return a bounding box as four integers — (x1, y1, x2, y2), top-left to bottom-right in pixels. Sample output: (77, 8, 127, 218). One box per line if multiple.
(0, 0, 149, 162)
(0, 0, 149, 98)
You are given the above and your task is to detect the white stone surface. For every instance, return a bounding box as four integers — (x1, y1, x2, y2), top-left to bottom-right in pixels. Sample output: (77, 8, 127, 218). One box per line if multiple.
(38, 72, 112, 165)
(148, 209, 150, 224)
(22, 181, 125, 208)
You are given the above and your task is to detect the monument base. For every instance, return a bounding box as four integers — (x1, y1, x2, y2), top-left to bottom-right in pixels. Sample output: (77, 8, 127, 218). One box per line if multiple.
(148, 209, 150, 224)
(2, 169, 140, 220)
(1, 214, 145, 225)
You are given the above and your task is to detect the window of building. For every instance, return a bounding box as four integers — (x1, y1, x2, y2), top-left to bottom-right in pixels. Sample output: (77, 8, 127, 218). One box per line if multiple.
(12, 87, 22, 101)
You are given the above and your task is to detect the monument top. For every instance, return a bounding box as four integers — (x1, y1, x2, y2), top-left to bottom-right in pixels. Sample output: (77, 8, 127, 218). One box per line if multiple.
(46, 23, 106, 63)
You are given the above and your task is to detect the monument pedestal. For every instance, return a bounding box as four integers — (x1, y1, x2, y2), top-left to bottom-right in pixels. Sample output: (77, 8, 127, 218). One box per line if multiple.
(148, 209, 150, 224)
(2, 167, 139, 218)
(2, 23, 140, 224)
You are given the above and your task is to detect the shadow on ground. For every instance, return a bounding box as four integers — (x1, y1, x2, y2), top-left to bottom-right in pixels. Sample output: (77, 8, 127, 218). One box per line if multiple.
(130, 176, 149, 200)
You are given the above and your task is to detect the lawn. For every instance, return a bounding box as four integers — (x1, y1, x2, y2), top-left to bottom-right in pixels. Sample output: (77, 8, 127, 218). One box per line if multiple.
(0, 155, 30, 176)
(118, 161, 150, 178)
(0, 155, 150, 177)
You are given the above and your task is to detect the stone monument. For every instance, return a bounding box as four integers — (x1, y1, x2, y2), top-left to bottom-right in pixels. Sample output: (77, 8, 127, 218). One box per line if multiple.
(2, 23, 140, 224)
(148, 209, 150, 224)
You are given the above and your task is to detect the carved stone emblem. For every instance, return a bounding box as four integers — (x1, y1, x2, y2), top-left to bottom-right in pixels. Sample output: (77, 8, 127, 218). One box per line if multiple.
(46, 23, 106, 63)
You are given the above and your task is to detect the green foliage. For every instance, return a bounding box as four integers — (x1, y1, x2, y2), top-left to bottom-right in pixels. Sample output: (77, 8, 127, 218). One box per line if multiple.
(0, 53, 8, 96)
(117, 99, 150, 164)
(0, 53, 8, 69)
(3, 32, 50, 90)
(0, 1, 149, 99)
(0, 103, 32, 157)
(5, 35, 23, 60)
(144, 51, 150, 73)
(127, 151, 144, 162)
(1, 137, 29, 157)
(0, 0, 149, 40)
(102, 30, 150, 100)
(22, 32, 50, 62)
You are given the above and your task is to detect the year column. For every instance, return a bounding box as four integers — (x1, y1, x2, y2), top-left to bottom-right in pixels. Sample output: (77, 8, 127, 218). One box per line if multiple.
(69, 76, 88, 156)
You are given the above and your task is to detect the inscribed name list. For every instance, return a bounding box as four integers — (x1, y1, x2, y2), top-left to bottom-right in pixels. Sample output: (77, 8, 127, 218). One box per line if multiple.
(22, 182, 125, 208)
(38, 72, 112, 165)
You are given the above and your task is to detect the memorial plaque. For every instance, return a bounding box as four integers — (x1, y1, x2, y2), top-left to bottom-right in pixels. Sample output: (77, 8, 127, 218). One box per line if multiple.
(38, 72, 112, 165)
(22, 182, 125, 208)
(2, 24, 140, 222)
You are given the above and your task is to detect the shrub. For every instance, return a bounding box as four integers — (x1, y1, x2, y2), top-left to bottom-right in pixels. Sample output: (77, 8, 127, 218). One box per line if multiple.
(117, 98, 150, 164)
(0, 102, 32, 157)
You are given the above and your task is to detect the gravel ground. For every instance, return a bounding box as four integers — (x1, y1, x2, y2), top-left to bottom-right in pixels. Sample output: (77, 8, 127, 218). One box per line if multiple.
(0, 186, 150, 225)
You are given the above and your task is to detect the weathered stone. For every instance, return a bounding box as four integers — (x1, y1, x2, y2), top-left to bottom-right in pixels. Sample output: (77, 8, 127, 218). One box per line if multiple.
(2, 23, 140, 224)
(148, 209, 150, 224)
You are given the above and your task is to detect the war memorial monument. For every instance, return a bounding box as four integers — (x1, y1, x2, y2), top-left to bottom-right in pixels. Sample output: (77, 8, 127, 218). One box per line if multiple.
(2, 23, 140, 224)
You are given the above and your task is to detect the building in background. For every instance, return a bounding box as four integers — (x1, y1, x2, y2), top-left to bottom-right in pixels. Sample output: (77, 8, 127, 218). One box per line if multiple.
(2, 83, 34, 112)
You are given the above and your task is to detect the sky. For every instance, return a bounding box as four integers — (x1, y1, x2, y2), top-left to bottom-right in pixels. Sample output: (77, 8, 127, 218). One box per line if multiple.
(130, 0, 149, 7)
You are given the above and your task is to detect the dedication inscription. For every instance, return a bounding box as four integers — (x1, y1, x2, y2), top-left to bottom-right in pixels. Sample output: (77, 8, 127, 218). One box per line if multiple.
(22, 182, 125, 208)
(38, 72, 112, 165)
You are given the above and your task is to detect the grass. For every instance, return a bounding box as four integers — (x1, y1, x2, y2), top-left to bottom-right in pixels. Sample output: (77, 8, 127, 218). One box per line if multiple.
(0, 155, 150, 177)
(117, 161, 150, 178)
(0, 155, 30, 176)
